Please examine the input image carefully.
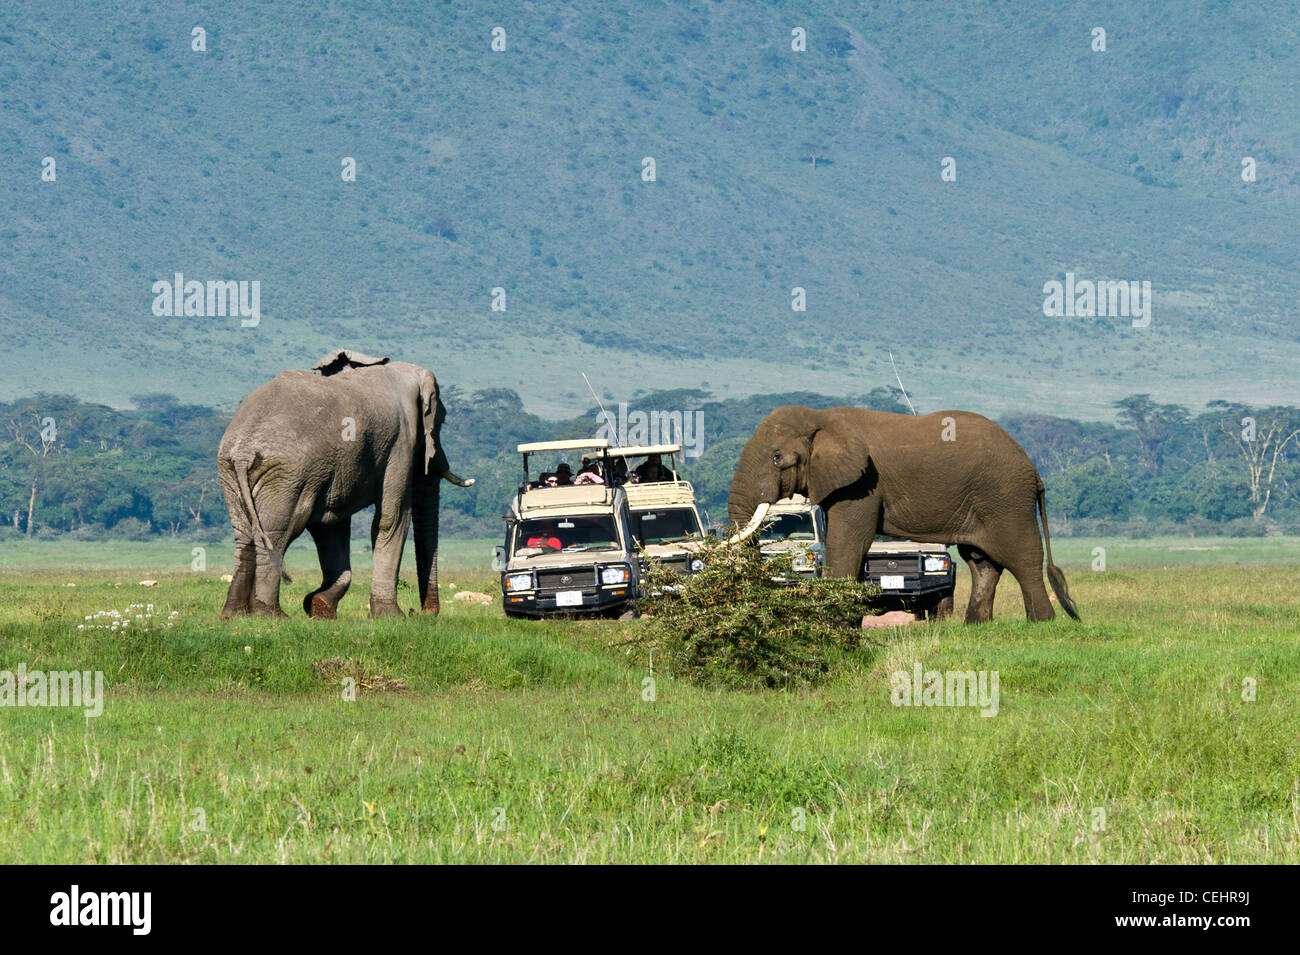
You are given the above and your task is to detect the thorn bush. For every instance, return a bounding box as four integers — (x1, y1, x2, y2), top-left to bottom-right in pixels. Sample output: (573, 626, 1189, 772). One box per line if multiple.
(632, 531, 882, 689)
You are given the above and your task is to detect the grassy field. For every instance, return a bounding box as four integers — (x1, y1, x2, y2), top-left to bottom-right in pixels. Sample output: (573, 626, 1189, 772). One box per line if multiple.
(1, 537, 1297, 863)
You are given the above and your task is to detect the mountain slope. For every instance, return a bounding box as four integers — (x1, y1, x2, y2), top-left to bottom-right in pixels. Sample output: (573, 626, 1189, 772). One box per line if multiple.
(1, 0, 1296, 421)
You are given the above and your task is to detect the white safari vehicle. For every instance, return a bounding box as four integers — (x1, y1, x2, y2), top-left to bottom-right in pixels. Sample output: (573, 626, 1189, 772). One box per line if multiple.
(756, 495, 956, 617)
(584, 444, 707, 578)
(862, 538, 956, 620)
(496, 439, 641, 619)
(757, 494, 828, 578)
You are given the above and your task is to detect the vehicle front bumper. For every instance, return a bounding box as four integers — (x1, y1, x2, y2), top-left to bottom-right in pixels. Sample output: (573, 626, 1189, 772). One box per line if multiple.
(502, 584, 634, 617)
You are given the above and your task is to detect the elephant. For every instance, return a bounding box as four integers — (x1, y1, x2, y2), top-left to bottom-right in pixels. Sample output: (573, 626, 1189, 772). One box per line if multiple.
(217, 349, 474, 619)
(727, 406, 1079, 622)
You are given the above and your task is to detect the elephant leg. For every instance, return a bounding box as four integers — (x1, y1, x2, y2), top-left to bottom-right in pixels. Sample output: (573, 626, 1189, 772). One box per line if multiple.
(250, 536, 288, 617)
(824, 496, 880, 579)
(369, 486, 412, 618)
(250, 502, 307, 618)
(221, 535, 256, 619)
(958, 544, 1003, 623)
(304, 522, 352, 618)
(1003, 541, 1054, 622)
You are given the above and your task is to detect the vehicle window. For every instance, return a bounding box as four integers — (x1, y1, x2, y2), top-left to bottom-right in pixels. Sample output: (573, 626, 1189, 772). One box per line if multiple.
(633, 508, 702, 545)
(514, 516, 620, 554)
(760, 512, 815, 542)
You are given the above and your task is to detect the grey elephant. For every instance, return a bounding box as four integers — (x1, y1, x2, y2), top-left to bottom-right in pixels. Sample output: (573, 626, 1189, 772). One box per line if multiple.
(727, 405, 1079, 622)
(217, 350, 474, 619)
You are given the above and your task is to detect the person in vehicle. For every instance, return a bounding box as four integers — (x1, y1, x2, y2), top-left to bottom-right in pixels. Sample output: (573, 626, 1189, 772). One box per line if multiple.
(524, 521, 563, 550)
(635, 454, 671, 483)
(609, 458, 629, 486)
(553, 462, 574, 485)
(574, 461, 604, 484)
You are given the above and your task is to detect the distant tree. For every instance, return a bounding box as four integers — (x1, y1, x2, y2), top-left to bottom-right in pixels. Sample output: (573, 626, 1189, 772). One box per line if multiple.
(1046, 456, 1133, 520)
(1218, 407, 1300, 519)
(1114, 394, 1190, 476)
(5, 413, 60, 537)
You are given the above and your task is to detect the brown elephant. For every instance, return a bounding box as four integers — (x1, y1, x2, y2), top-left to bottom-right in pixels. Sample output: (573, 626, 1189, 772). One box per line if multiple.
(727, 406, 1079, 622)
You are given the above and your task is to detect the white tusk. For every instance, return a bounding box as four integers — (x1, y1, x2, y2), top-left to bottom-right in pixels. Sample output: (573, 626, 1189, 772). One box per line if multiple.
(725, 502, 770, 544)
(441, 470, 476, 487)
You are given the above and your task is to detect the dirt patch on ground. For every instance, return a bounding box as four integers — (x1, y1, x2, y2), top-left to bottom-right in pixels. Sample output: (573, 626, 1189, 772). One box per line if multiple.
(312, 658, 408, 692)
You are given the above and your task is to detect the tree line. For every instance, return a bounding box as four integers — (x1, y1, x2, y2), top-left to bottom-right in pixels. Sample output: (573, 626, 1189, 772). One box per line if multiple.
(2, 389, 1297, 542)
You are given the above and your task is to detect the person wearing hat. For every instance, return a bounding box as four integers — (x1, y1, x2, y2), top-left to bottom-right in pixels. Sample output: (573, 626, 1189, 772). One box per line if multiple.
(553, 462, 574, 486)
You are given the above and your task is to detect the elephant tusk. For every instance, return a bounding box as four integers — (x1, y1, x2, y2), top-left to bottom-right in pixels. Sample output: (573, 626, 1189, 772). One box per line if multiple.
(725, 502, 771, 545)
(441, 469, 475, 487)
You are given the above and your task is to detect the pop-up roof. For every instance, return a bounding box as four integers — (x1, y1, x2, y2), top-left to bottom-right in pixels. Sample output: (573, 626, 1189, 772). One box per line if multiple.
(517, 438, 610, 455)
(582, 443, 681, 461)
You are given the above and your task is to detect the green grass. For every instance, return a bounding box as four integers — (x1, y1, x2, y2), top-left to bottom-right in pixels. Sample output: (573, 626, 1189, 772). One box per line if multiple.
(1, 538, 1298, 862)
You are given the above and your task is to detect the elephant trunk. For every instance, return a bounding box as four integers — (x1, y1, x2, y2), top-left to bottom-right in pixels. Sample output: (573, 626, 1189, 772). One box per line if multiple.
(726, 439, 774, 533)
(413, 469, 441, 614)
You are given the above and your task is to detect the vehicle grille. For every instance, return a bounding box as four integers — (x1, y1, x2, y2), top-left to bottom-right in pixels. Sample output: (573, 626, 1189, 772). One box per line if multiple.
(660, 556, 690, 575)
(865, 555, 919, 576)
(535, 566, 598, 590)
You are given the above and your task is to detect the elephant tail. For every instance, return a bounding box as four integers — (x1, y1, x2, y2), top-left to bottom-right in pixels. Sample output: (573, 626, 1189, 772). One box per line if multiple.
(233, 460, 291, 584)
(1037, 477, 1078, 620)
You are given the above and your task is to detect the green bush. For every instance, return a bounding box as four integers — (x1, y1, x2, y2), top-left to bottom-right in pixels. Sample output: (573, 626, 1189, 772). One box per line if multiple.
(631, 532, 880, 689)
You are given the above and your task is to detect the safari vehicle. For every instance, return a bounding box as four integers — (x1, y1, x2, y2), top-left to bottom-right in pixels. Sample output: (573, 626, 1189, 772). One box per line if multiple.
(757, 494, 827, 579)
(585, 444, 706, 578)
(862, 538, 956, 620)
(756, 496, 955, 618)
(496, 439, 641, 618)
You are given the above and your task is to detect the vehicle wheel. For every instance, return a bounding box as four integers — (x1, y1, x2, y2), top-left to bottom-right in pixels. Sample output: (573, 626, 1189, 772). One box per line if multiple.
(504, 610, 528, 620)
(934, 595, 955, 619)
(617, 608, 640, 622)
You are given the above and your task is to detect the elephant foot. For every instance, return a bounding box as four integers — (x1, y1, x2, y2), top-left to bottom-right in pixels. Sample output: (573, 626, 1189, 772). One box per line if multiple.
(251, 599, 287, 618)
(368, 596, 403, 618)
(308, 593, 338, 619)
(219, 607, 247, 621)
(421, 595, 440, 615)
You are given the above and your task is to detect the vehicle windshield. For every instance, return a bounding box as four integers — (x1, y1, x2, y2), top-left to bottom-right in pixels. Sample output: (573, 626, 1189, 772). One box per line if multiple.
(760, 512, 816, 542)
(633, 508, 702, 545)
(513, 515, 621, 554)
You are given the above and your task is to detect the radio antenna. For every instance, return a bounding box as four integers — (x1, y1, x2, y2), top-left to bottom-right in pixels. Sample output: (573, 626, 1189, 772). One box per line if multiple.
(889, 351, 917, 415)
(582, 372, 619, 437)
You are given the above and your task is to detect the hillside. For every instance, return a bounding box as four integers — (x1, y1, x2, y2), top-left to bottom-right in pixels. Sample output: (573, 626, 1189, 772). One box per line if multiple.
(2, 0, 1297, 420)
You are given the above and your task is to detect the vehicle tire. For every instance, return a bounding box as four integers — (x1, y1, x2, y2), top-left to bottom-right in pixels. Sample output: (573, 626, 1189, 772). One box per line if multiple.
(617, 608, 640, 622)
(934, 595, 955, 619)
(504, 610, 529, 620)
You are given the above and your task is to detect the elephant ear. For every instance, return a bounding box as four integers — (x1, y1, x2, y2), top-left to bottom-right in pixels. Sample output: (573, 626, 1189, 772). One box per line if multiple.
(313, 349, 390, 376)
(808, 419, 870, 505)
(418, 369, 444, 476)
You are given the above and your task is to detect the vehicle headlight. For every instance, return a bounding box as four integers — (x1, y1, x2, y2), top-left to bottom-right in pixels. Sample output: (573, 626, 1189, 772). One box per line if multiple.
(690, 559, 704, 572)
(504, 573, 533, 591)
(923, 556, 950, 572)
(600, 565, 630, 585)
